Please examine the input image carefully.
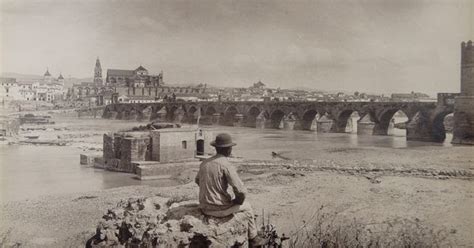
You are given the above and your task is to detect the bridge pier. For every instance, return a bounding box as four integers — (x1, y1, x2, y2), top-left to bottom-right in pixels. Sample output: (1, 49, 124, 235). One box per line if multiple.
(372, 123, 388, 136)
(153, 108, 167, 122)
(173, 108, 185, 123)
(107, 111, 118, 119)
(452, 108, 474, 144)
(316, 115, 333, 133)
(211, 113, 221, 125)
(129, 110, 138, 121)
(255, 115, 266, 129)
(357, 117, 375, 135)
(116, 111, 125, 120)
(405, 113, 438, 142)
(283, 119, 296, 130)
(233, 114, 245, 127)
(282, 113, 298, 130)
(139, 106, 152, 121)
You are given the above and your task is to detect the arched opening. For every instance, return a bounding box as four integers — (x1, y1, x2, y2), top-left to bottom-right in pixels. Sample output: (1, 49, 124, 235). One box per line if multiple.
(301, 110, 318, 130)
(205, 106, 216, 116)
(187, 106, 198, 123)
(375, 109, 408, 136)
(269, 109, 285, 129)
(223, 106, 239, 126)
(166, 106, 179, 122)
(346, 111, 360, 133)
(389, 110, 409, 136)
(196, 139, 204, 155)
(246, 107, 261, 127)
(201, 106, 217, 125)
(153, 107, 167, 121)
(432, 112, 454, 142)
(334, 110, 359, 133)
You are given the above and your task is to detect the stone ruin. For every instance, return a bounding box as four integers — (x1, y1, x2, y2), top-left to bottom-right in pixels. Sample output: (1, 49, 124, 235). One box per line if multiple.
(94, 122, 213, 180)
(0, 116, 20, 137)
(86, 196, 251, 247)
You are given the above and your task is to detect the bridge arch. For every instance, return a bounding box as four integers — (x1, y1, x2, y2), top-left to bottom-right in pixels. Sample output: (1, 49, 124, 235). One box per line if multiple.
(205, 106, 217, 116)
(199, 106, 218, 125)
(301, 109, 319, 130)
(186, 105, 199, 123)
(269, 109, 285, 129)
(166, 105, 179, 122)
(223, 106, 239, 126)
(332, 109, 362, 133)
(244, 106, 261, 127)
(431, 110, 454, 142)
(374, 108, 409, 136)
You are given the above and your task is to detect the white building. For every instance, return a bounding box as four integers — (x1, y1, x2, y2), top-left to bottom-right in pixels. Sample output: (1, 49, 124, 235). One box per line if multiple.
(0, 69, 67, 102)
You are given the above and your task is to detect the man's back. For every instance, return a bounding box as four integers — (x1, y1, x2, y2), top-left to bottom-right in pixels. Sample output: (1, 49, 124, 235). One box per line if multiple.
(196, 154, 245, 212)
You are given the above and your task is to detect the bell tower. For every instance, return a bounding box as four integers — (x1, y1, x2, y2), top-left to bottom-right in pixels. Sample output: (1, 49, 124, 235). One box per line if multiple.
(94, 57, 103, 84)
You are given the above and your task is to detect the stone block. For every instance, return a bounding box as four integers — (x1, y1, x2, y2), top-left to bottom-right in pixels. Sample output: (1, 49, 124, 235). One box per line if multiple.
(103, 158, 121, 171)
(103, 133, 115, 160)
(357, 122, 375, 135)
(80, 153, 101, 165)
(283, 120, 296, 130)
(317, 119, 333, 133)
(136, 161, 200, 180)
(113, 136, 123, 159)
(93, 157, 105, 169)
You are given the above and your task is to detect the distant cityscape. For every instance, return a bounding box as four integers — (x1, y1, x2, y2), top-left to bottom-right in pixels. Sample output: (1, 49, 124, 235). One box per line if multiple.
(0, 57, 435, 110)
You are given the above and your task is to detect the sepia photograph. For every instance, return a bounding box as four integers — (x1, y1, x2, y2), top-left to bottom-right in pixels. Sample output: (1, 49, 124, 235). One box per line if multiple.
(0, 0, 473, 247)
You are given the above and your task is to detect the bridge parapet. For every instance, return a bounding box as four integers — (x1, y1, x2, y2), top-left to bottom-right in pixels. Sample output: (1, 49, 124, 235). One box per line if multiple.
(437, 93, 459, 106)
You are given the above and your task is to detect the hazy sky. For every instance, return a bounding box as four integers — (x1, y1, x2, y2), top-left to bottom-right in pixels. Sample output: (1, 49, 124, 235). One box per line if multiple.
(0, 0, 472, 95)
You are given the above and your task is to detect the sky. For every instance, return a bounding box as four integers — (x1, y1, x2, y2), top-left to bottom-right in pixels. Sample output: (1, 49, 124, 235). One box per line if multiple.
(0, 0, 472, 95)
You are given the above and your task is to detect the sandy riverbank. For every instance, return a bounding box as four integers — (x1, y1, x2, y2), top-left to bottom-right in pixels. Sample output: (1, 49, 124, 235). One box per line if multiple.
(1, 157, 473, 247)
(1, 115, 473, 247)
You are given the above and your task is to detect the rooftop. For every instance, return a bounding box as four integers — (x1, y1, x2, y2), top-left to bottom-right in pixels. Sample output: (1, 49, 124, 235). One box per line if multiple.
(107, 69, 135, 77)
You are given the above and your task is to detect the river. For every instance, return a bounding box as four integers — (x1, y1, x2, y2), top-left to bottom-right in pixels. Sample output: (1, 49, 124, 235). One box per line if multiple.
(0, 116, 453, 202)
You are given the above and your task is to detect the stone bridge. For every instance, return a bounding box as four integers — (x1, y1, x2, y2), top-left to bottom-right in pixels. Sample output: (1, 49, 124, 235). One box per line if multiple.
(76, 106, 105, 118)
(103, 93, 458, 143)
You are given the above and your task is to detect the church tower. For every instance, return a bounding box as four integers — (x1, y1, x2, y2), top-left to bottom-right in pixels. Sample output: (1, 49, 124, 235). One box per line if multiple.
(94, 57, 103, 84)
(58, 73, 65, 86)
(44, 68, 52, 83)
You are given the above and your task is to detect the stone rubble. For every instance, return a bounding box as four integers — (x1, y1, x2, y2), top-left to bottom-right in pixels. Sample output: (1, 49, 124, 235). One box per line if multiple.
(87, 197, 251, 247)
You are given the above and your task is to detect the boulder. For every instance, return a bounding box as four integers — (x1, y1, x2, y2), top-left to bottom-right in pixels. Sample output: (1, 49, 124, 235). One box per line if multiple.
(86, 197, 250, 247)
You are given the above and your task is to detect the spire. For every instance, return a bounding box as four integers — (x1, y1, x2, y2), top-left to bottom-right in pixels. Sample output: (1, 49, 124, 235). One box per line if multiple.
(44, 68, 51, 77)
(58, 73, 64, 80)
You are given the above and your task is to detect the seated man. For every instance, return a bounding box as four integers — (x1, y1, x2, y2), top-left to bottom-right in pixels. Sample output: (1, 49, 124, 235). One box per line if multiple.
(195, 133, 266, 247)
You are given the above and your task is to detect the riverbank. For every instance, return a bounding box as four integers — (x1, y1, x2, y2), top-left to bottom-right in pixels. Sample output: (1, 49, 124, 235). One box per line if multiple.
(1, 162, 473, 247)
(1, 115, 473, 247)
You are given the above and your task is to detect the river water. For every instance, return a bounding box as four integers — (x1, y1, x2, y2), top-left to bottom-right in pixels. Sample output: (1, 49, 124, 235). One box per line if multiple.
(0, 117, 453, 202)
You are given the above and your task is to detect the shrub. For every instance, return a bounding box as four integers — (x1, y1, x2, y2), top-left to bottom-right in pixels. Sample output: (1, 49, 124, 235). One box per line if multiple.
(288, 205, 450, 248)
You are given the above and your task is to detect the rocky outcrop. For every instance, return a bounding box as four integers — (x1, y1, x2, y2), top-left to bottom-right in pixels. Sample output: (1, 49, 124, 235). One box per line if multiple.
(86, 197, 250, 247)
